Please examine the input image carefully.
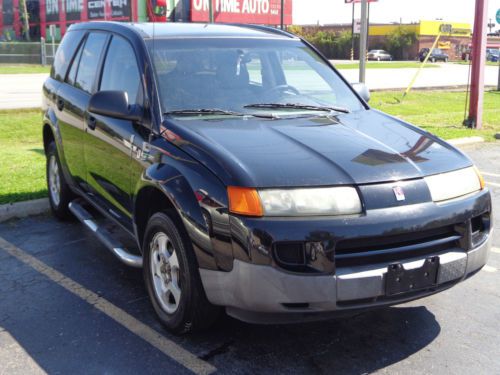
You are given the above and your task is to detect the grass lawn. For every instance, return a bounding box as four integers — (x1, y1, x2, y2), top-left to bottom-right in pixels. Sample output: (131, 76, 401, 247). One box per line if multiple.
(334, 61, 440, 69)
(370, 90, 500, 141)
(0, 64, 51, 74)
(0, 109, 46, 204)
(0, 90, 499, 204)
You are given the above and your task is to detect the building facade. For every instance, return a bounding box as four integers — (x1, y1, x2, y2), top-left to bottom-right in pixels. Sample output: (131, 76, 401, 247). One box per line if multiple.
(0, 0, 292, 41)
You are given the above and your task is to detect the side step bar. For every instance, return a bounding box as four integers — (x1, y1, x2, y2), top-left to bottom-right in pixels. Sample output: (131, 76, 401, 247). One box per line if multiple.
(68, 200, 143, 268)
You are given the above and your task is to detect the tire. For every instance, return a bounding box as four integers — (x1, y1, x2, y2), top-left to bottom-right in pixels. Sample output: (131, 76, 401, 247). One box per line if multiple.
(46, 141, 75, 220)
(143, 211, 220, 334)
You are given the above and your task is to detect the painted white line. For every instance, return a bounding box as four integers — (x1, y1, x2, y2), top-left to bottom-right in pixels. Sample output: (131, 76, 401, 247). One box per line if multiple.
(481, 172, 500, 178)
(486, 181, 500, 188)
(491, 247, 500, 254)
(0, 237, 216, 375)
(482, 265, 497, 273)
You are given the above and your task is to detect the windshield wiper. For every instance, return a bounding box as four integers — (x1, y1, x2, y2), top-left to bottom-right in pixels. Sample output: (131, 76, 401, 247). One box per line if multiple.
(164, 108, 276, 119)
(164, 108, 244, 116)
(244, 103, 350, 114)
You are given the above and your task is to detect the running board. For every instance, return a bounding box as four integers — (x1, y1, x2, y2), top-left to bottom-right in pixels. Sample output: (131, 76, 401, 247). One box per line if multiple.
(68, 200, 143, 268)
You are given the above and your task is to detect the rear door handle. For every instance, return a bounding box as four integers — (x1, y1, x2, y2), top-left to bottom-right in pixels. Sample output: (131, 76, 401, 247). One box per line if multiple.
(87, 116, 97, 131)
(56, 98, 64, 111)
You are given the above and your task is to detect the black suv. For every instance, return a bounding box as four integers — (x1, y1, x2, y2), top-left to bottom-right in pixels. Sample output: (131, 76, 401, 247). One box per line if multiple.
(419, 47, 449, 62)
(43, 22, 492, 333)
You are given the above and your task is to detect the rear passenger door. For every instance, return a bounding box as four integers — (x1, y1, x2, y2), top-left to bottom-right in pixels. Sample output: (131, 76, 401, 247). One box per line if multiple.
(84, 34, 144, 229)
(57, 32, 109, 190)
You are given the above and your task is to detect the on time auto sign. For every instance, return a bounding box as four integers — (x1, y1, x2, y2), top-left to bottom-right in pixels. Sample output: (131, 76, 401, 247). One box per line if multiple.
(191, 0, 292, 24)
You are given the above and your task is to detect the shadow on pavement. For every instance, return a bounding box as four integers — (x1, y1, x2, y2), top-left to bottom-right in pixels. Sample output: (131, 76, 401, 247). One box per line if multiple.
(0, 215, 441, 374)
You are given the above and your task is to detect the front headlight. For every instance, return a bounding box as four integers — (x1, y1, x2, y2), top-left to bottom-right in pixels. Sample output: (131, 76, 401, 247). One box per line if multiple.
(424, 166, 484, 202)
(258, 186, 362, 216)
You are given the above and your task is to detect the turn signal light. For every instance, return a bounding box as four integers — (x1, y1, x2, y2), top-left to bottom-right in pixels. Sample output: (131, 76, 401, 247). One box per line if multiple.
(474, 166, 485, 190)
(227, 186, 263, 217)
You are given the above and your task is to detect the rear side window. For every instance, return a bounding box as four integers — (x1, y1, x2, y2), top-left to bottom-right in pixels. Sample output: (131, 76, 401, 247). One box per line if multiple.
(66, 42, 84, 86)
(75, 32, 108, 94)
(51, 30, 85, 81)
(100, 36, 142, 105)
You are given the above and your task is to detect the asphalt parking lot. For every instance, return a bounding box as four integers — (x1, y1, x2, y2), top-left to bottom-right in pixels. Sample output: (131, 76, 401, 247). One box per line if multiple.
(1, 143, 499, 375)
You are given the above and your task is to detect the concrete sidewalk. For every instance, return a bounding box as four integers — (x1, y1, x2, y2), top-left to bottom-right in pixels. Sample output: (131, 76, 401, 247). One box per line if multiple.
(0, 74, 47, 110)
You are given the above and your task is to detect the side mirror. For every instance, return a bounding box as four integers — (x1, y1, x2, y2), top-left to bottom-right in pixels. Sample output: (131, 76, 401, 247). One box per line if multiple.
(88, 90, 142, 122)
(351, 82, 370, 103)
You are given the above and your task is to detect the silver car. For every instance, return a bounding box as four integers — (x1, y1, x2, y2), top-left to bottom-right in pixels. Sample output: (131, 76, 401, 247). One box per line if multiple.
(368, 49, 392, 61)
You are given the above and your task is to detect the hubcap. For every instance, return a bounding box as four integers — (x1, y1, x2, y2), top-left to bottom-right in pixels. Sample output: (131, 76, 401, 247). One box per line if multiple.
(48, 155, 61, 206)
(150, 232, 182, 314)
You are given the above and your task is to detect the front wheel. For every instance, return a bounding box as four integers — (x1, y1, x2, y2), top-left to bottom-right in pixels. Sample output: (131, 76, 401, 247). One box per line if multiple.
(46, 141, 75, 220)
(143, 212, 220, 334)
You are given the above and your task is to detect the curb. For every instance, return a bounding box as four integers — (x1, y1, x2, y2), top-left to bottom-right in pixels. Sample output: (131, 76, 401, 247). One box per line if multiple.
(448, 136, 485, 146)
(0, 198, 50, 223)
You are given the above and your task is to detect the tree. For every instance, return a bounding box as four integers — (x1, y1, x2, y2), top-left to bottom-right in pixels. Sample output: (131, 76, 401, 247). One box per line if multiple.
(19, 0, 31, 41)
(385, 26, 417, 60)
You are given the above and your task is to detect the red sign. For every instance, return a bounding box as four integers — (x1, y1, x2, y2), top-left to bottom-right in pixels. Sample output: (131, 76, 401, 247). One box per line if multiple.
(191, 0, 292, 24)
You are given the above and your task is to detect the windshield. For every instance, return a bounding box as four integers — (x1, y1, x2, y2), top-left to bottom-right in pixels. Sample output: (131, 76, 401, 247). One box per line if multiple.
(148, 38, 365, 116)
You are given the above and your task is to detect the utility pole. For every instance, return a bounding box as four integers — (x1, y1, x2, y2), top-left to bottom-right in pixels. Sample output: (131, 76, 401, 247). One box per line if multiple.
(208, 0, 214, 23)
(467, 0, 488, 129)
(280, 0, 284, 29)
(359, 0, 368, 83)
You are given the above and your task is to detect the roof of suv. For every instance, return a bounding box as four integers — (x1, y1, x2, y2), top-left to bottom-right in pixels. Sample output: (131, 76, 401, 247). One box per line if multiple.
(69, 21, 298, 40)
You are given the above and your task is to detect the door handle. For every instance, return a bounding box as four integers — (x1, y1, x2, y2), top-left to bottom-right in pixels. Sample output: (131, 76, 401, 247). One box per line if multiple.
(56, 98, 64, 111)
(87, 116, 97, 131)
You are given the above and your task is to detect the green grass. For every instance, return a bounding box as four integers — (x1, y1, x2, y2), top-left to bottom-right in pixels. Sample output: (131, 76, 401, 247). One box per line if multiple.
(0, 64, 51, 74)
(0, 109, 46, 204)
(370, 90, 500, 141)
(1, 90, 499, 204)
(334, 61, 440, 69)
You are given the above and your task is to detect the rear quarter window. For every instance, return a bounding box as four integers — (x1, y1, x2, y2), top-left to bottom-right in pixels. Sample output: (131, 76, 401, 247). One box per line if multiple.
(51, 30, 85, 81)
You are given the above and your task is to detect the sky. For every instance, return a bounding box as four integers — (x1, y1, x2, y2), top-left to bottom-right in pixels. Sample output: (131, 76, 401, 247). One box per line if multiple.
(292, 0, 500, 29)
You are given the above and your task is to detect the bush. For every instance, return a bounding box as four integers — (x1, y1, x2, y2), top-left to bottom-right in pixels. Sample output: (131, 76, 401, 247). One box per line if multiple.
(287, 26, 356, 59)
(384, 26, 417, 60)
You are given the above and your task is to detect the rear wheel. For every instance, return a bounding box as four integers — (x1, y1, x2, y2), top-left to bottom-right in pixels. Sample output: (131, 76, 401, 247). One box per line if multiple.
(46, 141, 74, 220)
(143, 212, 220, 334)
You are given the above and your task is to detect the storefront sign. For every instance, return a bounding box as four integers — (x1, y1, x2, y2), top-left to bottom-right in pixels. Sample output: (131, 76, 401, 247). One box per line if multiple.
(190, 0, 292, 24)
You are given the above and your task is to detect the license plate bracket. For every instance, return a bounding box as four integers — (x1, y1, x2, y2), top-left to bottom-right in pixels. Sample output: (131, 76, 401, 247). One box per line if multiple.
(385, 256, 440, 296)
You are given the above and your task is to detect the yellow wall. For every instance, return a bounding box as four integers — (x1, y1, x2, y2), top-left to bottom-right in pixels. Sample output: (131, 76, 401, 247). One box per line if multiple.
(369, 20, 471, 37)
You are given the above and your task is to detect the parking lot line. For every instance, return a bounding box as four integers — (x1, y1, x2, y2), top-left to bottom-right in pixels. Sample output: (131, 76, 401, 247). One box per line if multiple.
(482, 265, 497, 273)
(480, 172, 500, 178)
(0, 236, 216, 375)
(485, 181, 500, 188)
(491, 247, 500, 254)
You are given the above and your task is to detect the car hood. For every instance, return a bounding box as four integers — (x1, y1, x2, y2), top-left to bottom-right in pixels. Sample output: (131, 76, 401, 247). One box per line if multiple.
(162, 109, 472, 187)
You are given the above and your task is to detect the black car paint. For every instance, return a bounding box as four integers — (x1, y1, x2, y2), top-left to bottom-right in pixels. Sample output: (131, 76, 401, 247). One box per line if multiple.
(43, 22, 489, 278)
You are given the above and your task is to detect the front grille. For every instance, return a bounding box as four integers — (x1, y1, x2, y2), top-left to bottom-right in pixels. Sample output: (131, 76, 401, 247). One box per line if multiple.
(335, 225, 463, 267)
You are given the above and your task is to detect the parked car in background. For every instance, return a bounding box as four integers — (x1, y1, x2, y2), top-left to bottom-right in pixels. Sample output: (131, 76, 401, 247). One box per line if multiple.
(367, 49, 392, 61)
(419, 48, 449, 62)
(486, 49, 499, 62)
(43, 22, 492, 334)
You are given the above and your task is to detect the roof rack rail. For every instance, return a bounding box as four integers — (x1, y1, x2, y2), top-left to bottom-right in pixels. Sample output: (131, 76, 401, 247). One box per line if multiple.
(228, 24, 298, 39)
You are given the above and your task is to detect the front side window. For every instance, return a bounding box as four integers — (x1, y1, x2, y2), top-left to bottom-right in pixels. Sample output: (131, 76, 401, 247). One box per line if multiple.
(149, 38, 365, 116)
(75, 32, 108, 94)
(100, 36, 142, 105)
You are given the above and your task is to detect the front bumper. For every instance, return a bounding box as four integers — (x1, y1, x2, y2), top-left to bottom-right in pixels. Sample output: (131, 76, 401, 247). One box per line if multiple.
(200, 235, 491, 323)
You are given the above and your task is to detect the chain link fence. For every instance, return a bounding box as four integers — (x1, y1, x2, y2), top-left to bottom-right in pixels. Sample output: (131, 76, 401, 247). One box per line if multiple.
(0, 38, 59, 65)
